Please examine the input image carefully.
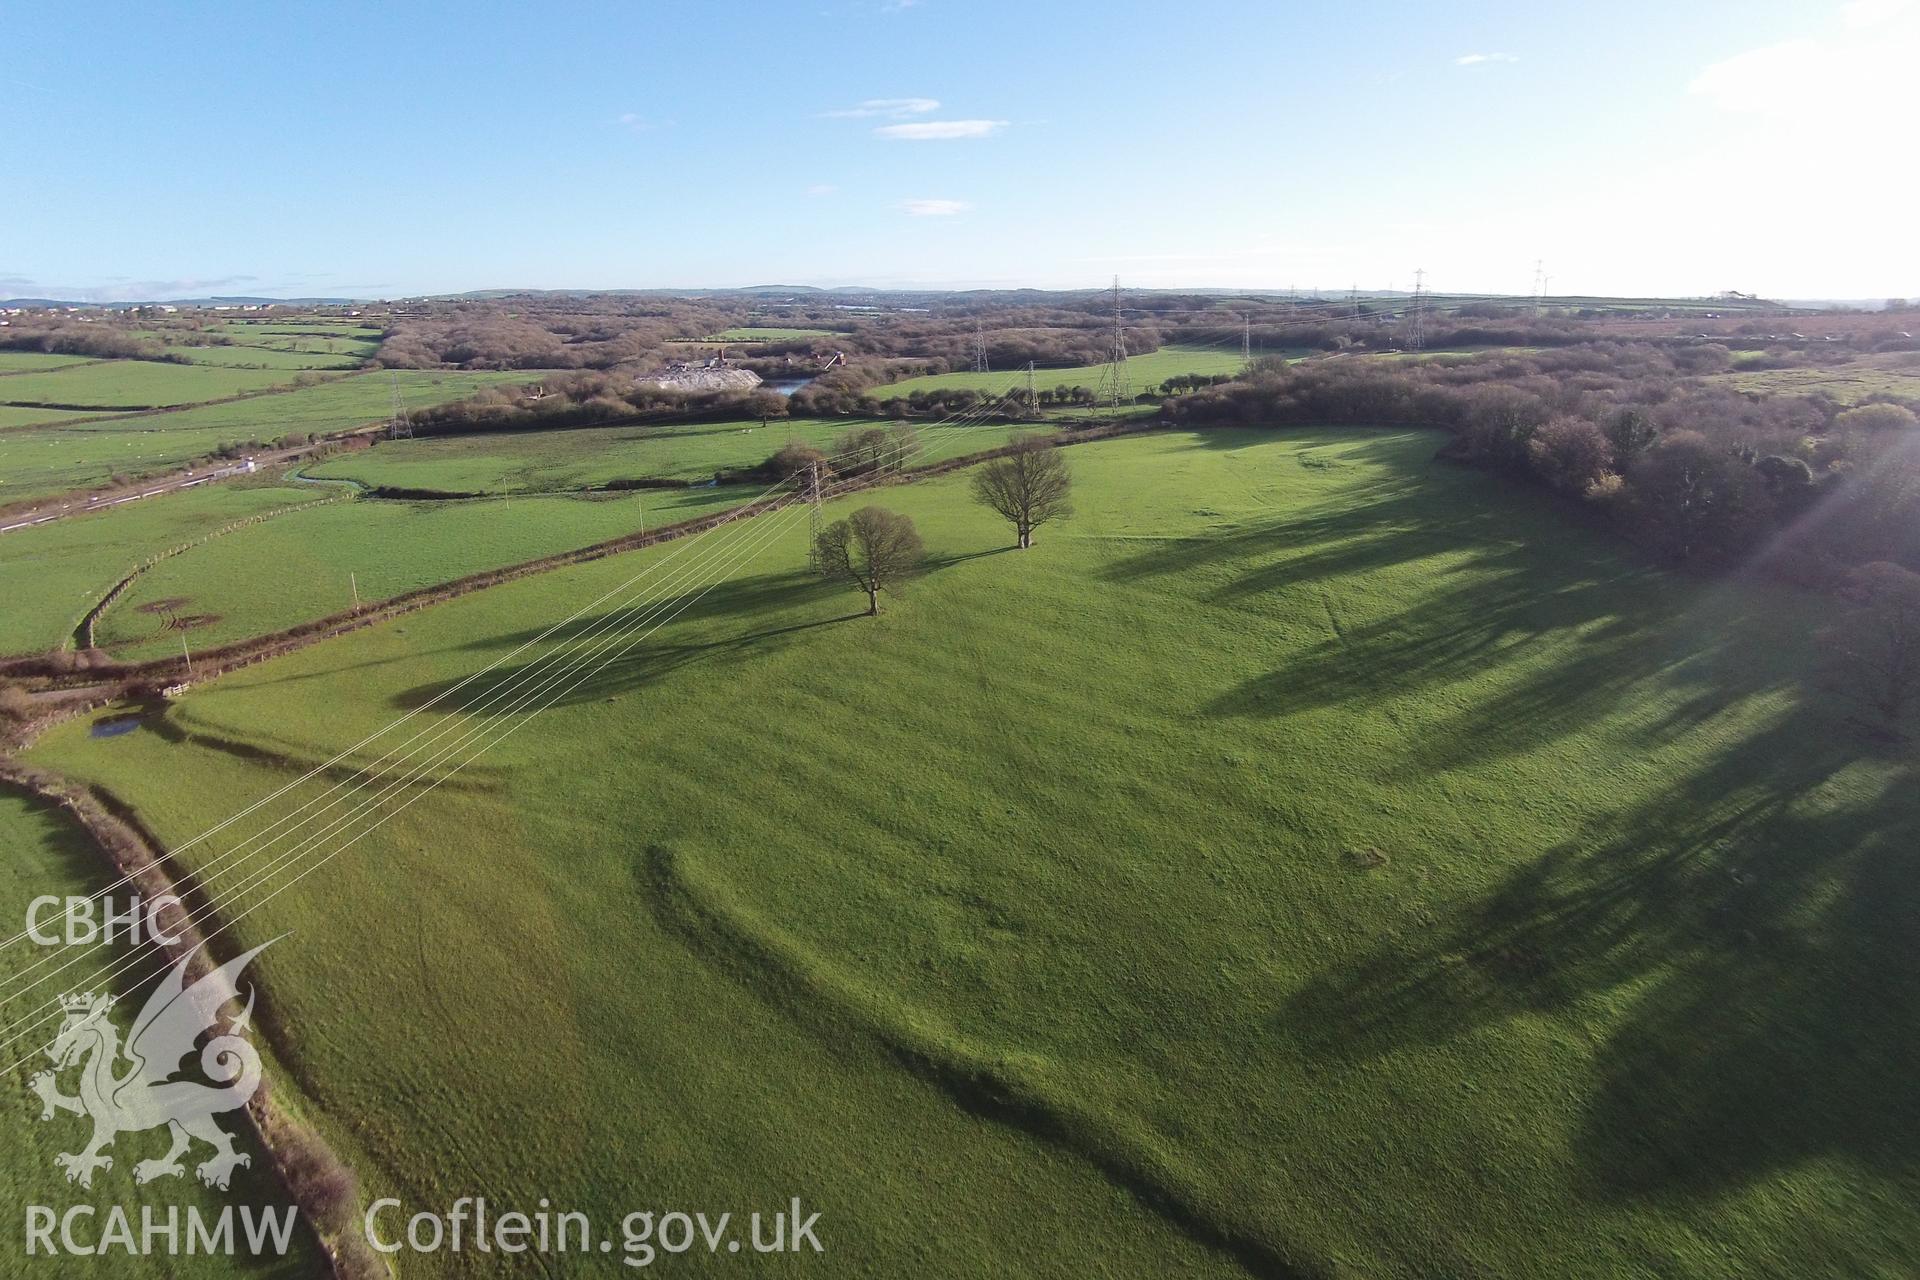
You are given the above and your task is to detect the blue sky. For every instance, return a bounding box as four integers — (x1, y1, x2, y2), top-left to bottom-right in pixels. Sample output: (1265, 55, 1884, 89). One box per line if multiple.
(4, 0, 1913, 301)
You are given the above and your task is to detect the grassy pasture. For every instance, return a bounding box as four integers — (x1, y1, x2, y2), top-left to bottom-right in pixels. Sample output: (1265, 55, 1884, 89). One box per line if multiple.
(0, 787, 320, 1277)
(0, 480, 316, 657)
(211, 322, 384, 341)
(0, 430, 282, 507)
(0, 361, 299, 410)
(0, 406, 101, 430)
(1365, 345, 1546, 363)
(96, 485, 755, 661)
(305, 417, 1023, 494)
(702, 326, 842, 341)
(1713, 356, 1920, 404)
(0, 371, 549, 506)
(161, 344, 371, 372)
(879, 342, 1246, 399)
(30, 427, 1919, 1276)
(101, 370, 540, 438)
(0, 352, 102, 373)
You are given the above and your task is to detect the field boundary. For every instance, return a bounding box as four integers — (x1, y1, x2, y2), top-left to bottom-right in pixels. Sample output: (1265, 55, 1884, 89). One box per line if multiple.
(74, 494, 350, 652)
(0, 359, 105, 377)
(0, 368, 371, 433)
(0, 760, 386, 1279)
(13, 421, 1158, 704)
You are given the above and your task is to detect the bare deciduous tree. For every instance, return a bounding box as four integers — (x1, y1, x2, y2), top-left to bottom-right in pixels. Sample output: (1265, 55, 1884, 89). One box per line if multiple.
(969, 435, 1074, 549)
(1526, 416, 1613, 495)
(813, 506, 925, 615)
(834, 424, 919, 475)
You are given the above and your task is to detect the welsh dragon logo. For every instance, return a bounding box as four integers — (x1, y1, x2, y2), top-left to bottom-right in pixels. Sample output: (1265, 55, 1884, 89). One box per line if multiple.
(29, 941, 272, 1191)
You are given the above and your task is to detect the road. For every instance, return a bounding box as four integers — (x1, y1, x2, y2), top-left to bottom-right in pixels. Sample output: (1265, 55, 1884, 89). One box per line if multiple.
(0, 437, 362, 534)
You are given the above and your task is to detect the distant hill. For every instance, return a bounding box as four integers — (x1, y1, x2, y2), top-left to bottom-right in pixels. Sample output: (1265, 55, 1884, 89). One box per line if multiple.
(5, 285, 1906, 313)
(1, 295, 359, 309)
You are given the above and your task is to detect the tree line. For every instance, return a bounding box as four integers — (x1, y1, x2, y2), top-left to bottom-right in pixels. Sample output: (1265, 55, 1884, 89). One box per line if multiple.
(0, 325, 191, 363)
(1166, 344, 1920, 579)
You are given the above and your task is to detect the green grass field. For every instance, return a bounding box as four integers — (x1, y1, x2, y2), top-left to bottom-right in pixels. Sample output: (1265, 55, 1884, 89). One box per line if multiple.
(171, 325, 382, 369)
(1714, 355, 1920, 404)
(0, 480, 318, 657)
(95, 484, 755, 661)
(1367, 345, 1546, 362)
(0, 361, 302, 411)
(305, 417, 1022, 494)
(0, 787, 320, 1277)
(702, 327, 842, 342)
(879, 343, 1247, 399)
(0, 352, 102, 374)
(210, 322, 384, 341)
(29, 426, 1918, 1276)
(0, 371, 550, 506)
(0, 406, 101, 430)
(160, 343, 372, 372)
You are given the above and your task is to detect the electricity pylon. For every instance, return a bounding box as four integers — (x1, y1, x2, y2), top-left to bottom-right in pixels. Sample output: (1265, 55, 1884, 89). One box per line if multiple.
(1091, 276, 1129, 416)
(387, 373, 413, 439)
(1408, 269, 1428, 351)
(804, 459, 823, 571)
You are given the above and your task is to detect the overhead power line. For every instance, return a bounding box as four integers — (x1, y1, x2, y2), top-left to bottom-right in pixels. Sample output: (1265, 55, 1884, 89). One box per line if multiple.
(0, 377, 1037, 1070)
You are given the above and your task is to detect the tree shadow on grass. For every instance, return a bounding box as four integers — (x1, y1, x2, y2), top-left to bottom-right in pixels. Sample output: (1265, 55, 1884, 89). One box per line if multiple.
(1185, 480, 1836, 782)
(1281, 700, 1920, 1200)
(926, 545, 1015, 568)
(1102, 461, 1619, 603)
(131, 700, 498, 795)
(1175, 487, 1675, 762)
(387, 569, 864, 714)
(1169, 425, 1438, 460)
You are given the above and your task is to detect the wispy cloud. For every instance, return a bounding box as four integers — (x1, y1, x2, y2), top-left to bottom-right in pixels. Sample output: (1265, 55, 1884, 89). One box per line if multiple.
(875, 119, 1006, 141)
(614, 112, 660, 133)
(0, 274, 337, 303)
(1454, 52, 1518, 66)
(806, 183, 838, 197)
(900, 198, 969, 217)
(824, 97, 939, 119)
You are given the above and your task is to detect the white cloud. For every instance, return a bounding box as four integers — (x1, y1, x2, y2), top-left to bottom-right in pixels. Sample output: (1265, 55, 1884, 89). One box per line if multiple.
(614, 112, 656, 133)
(806, 183, 838, 197)
(1454, 52, 1518, 66)
(1843, 0, 1912, 28)
(875, 119, 1006, 140)
(901, 198, 969, 217)
(1688, 41, 1823, 114)
(824, 97, 939, 119)
(1691, 11, 1916, 116)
